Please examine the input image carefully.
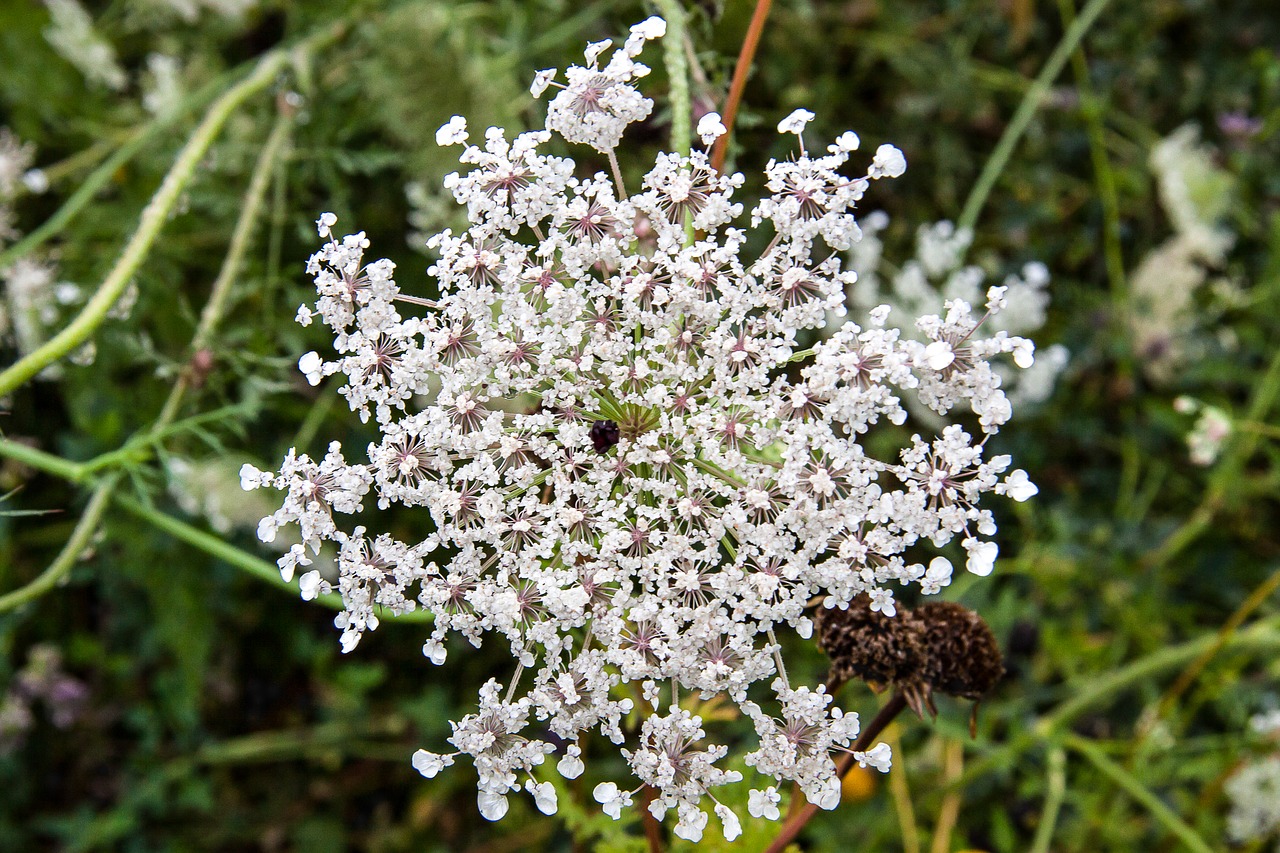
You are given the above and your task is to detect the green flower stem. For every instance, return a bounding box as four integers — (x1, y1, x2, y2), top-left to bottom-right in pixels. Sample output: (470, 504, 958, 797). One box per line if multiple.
(0, 438, 87, 481)
(192, 717, 409, 765)
(0, 475, 117, 613)
(0, 67, 244, 271)
(957, 0, 1114, 235)
(1142, 563, 1280, 740)
(1063, 734, 1213, 853)
(954, 614, 1280, 788)
(113, 495, 432, 623)
(1059, 0, 1126, 305)
(156, 109, 294, 426)
(0, 22, 351, 613)
(0, 39, 313, 397)
(1042, 616, 1280, 733)
(653, 0, 691, 159)
(81, 403, 257, 476)
(0, 402, 254, 483)
(1029, 746, 1068, 853)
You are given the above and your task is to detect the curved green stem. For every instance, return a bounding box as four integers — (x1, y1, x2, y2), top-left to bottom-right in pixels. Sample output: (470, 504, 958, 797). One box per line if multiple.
(1064, 734, 1213, 853)
(1029, 747, 1067, 853)
(0, 22, 350, 614)
(0, 66, 248, 271)
(0, 49, 293, 396)
(954, 615, 1280, 789)
(957, 0, 1114, 235)
(156, 110, 294, 426)
(653, 0, 691, 158)
(0, 438, 87, 481)
(0, 476, 117, 613)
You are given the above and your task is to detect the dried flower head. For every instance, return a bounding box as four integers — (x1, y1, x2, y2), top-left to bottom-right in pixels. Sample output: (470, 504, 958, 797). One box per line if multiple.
(246, 17, 1038, 837)
(816, 595, 925, 693)
(915, 600, 1005, 701)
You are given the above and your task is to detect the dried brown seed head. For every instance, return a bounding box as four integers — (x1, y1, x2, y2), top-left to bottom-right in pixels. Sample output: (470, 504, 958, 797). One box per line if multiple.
(915, 601, 1005, 701)
(816, 595, 925, 692)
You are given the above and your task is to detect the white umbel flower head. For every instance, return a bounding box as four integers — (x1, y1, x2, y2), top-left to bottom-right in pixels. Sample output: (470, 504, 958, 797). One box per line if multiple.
(250, 17, 1038, 838)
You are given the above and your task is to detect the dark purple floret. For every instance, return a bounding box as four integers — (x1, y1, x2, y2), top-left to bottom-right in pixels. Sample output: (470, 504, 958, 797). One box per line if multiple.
(590, 420, 620, 453)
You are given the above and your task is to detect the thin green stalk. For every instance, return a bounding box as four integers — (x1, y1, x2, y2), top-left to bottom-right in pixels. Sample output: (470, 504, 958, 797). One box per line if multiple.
(1043, 615, 1280, 734)
(0, 403, 255, 486)
(956, 616, 1280, 787)
(156, 110, 294, 426)
(1029, 747, 1067, 853)
(81, 403, 255, 476)
(1064, 734, 1213, 853)
(113, 495, 432, 623)
(1145, 563, 1280, 734)
(957, 0, 1114, 234)
(0, 50, 294, 396)
(0, 438, 87, 482)
(0, 476, 117, 613)
(0, 23, 350, 614)
(653, 0, 691, 158)
(1059, 0, 1126, 304)
(0, 68, 244, 271)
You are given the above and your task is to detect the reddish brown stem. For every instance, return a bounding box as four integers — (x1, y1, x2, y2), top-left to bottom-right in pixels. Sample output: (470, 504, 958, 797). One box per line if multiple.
(762, 692, 909, 853)
(709, 0, 775, 175)
(638, 784, 665, 853)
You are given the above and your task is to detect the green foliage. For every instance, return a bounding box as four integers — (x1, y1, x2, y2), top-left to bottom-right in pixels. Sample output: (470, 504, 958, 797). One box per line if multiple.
(1, 0, 1278, 850)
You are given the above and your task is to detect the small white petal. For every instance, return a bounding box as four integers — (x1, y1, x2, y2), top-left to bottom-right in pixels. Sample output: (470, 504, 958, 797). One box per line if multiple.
(715, 804, 741, 841)
(630, 16, 666, 39)
(777, 108, 816, 136)
(531, 780, 558, 815)
(856, 742, 893, 772)
(411, 749, 452, 778)
(833, 131, 860, 152)
(1013, 341, 1036, 369)
(697, 111, 728, 146)
(924, 340, 956, 371)
(870, 143, 906, 178)
(530, 69, 556, 97)
(478, 791, 509, 821)
(298, 570, 322, 600)
(435, 115, 469, 146)
(557, 752, 584, 779)
(965, 539, 999, 576)
(422, 640, 447, 665)
(1005, 469, 1039, 501)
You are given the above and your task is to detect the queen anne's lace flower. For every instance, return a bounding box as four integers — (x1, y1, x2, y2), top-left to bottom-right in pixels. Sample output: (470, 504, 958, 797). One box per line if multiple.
(246, 17, 1039, 837)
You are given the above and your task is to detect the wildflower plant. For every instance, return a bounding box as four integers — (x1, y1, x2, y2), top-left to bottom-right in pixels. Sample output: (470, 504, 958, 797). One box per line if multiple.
(244, 16, 1039, 839)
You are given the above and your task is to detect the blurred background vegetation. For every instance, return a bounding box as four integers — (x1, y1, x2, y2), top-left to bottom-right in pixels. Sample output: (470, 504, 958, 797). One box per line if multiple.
(1, 0, 1278, 850)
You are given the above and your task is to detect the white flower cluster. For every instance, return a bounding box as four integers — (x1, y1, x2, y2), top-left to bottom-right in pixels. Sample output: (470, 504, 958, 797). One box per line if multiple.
(536, 17, 666, 153)
(1129, 124, 1236, 382)
(245, 18, 1038, 838)
(43, 0, 128, 91)
(1172, 396, 1232, 466)
(1227, 756, 1280, 848)
(0, 128, 82, 377)
(0, 128, 40, 245)
(847, 216, 1067, 407)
